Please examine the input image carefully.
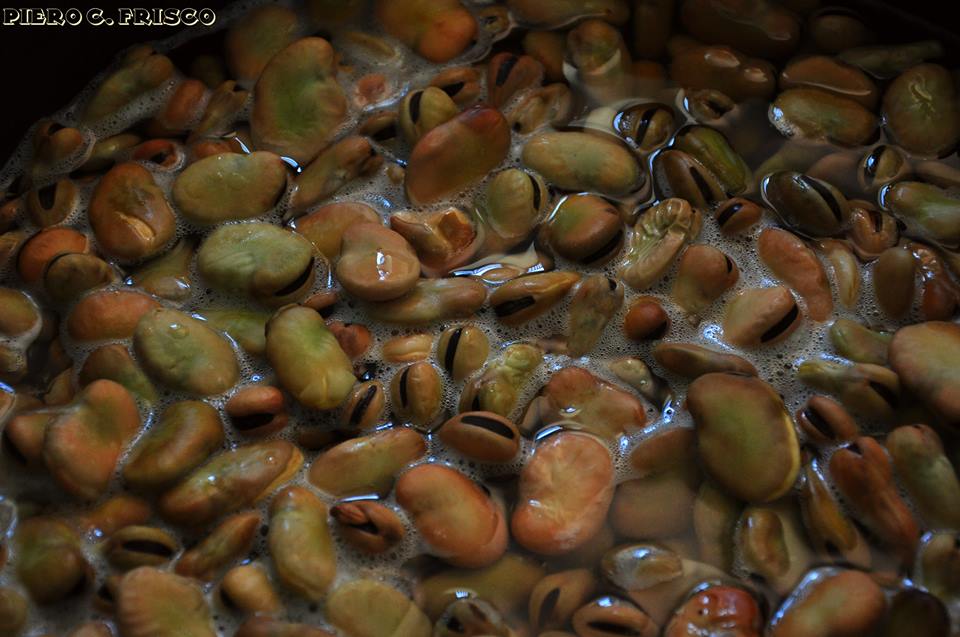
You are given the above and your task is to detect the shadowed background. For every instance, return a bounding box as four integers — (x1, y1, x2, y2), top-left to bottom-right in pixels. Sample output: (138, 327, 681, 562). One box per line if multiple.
(0, 0, 956, 161)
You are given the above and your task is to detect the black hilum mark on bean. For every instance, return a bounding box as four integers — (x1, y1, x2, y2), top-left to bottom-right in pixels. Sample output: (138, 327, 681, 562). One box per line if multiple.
(398, 368, 410, 407)
(633, 107, 657, 145)
(439, 81, 464, 97)
(587, 621, 643, 636)
(495, 55, 518, 87)
(273, 258, 314, 297)
(803, 176, 843, 223)
(444, 328, 462, 372)
(528, 174, 541, 211)
(347, 520, 380, 535)
(802, 406, 834, 439)
(494, 296, 536, 317)
(688, 166, 715, 203)
(232, 412, 275, 431)
(460, 414, 514, 438)
(409, 90, 423, 122)
(37, 184, 57, 209)
(349, 385, 378, 426)
(868, 380, 898, 408)
(121, 540, 173, 557)
(716, 201, 742, 228)
(582, 230, 623, 264)
(760, 303, 799, 343)
(537, 588, 560, 626)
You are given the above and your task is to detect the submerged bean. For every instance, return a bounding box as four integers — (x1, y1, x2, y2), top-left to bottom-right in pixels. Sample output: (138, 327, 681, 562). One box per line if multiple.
(460, 342, 543, 417)
(723, 286, 803, 348)
(175, 511, 260, 582)
(116, 567, 215, 637)
(197, 223, 317, 306)
(611, 428, 699, 539)
(330, 500, 404, 554)
(567, 275, 624, 356)
(43, 380, 141, 500)
(374, 0, 476, 63)
(887, 424, 960, 529)
(769, 569, 885, 637)
(15, 517, 91, 603)
(541, 366, 646, 440)
(436, 325, 489, 381)
(620, 198, 701, 290)
(797, 357, 900, 422)
(327, 579, 431, 637)
(124, 400, 223, 490)
(889, 321, 960, 429)
(672, 244, 739, 318)
(366, 278, 487, 325)
(89, 162, 176, 261)
(883, 64, 960, 157)
(134, 308, 239, 397)
(173, 152, 287, 224)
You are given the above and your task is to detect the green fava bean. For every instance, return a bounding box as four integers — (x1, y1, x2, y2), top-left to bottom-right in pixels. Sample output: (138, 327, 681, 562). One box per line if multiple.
(81, 50, 174, 123)
(268, 486, 337, 601)
(196, 308, 271, 356)
(889, 321, 960, 429)
(771, 88, 877, 147)
(883, 64, 960, 156)
(327, 579, 431, 637)
(687, 373, 800, 503)
(197, 223, 317, 305)
(159, 440, 303, 526)
(123, 400, 224, 491)
(887, 424, 960, 529)
(265, 305, 355, 410)
(881, 181, 960, 249)
(522, 131, 642, 196)
(116, 567, 215, 637)
(252, 37, 347, 164)
(672, 125, 751, 196)
(172, 152, 288, 224)
(134, 308, 240, 397)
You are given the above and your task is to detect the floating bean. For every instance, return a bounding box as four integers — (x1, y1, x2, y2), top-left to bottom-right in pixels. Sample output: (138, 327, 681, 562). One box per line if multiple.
(406, 106, 510, 205)
(567, 275, 624, 356)
(251, 37, 346, 163)
(398, 463, 507, 567)
(268, 486, 337, 601)
(308, 427, 426, 497)
(512, 431, 614, 555)
(331, 500, 404, 554)
(159, 440, 302, 526)
(620, 198, 701, 290)
(265, 305, 356, 410)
